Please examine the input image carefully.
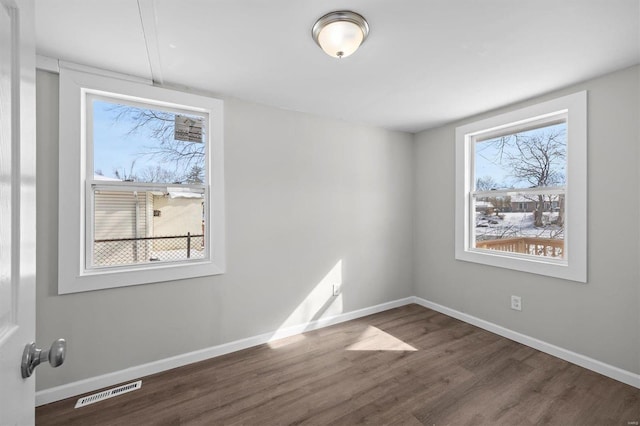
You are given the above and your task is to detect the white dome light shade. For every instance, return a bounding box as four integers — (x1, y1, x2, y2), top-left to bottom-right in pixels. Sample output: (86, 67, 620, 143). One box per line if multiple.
(312, 11, 369, 59)
(317, 21, 363, 58)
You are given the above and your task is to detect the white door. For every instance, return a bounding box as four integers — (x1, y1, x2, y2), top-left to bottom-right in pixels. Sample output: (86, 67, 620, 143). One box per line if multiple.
(0, 0, 37, 424)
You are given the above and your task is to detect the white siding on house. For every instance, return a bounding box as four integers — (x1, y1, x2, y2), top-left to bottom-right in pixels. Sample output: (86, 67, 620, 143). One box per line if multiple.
(93, 190, 148, 266)
(94, 190, 147, 239)
(152, 195, 203, 251)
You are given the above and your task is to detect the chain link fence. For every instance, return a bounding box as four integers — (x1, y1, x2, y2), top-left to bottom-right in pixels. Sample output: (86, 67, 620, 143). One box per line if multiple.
(93, 233, 205, 267)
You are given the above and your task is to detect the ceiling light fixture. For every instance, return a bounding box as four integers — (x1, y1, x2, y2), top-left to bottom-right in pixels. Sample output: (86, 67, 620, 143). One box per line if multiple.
(312, 11, 369, 59)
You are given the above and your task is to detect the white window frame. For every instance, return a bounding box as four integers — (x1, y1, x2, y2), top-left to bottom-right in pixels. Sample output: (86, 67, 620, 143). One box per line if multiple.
(58, 68, 225, 294)
(455, 91, 587, 282)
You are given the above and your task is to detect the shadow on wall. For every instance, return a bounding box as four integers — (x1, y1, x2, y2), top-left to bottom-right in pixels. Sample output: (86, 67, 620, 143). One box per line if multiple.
(268, 260, 344, 345)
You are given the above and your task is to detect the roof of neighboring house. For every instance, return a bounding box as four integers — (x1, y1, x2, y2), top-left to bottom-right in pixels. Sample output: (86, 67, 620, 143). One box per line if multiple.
(475, 201, 494, 208)
(93, 174, 121, 181)
(510, 194, 562, 202)
(167, 187, 203, 199)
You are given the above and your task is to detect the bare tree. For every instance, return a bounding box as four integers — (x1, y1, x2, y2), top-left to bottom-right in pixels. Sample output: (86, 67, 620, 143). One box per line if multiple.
(109, 105, 205, 178)
(184, 165, 204, 184)
(476, 176, 511, 214)
(476, 176, 498, 191)
(490, 128, 566, 227)
(488, 195, 512, 213)
(113, 160, 137, 182)
(139, 165, 180, 183)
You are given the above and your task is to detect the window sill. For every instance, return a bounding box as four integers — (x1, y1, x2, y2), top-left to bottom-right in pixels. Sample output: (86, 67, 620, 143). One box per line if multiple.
(59, 259, 225, 294)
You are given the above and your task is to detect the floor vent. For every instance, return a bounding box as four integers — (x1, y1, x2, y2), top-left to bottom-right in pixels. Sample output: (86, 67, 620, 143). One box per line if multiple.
(74, 380, 142, 408)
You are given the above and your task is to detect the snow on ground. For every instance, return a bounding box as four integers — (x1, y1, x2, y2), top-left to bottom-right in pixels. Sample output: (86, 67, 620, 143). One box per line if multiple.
(475, 212, 563, 240)
(149, 248, 205, 262)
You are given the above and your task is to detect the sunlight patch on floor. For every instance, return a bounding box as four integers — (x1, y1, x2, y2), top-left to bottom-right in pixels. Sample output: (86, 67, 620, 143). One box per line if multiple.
(268, 333, 307, 349)
(346, 325, 417, 351)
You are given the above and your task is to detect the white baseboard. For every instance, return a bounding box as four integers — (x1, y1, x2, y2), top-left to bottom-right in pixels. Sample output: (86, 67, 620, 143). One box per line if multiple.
(37, 295, 639, 406)
(35, 297, 414, 406)
(411, 296, 640, 389)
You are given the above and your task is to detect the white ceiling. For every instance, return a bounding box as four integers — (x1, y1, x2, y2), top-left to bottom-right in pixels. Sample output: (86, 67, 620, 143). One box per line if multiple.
(35, 0, 639, 133)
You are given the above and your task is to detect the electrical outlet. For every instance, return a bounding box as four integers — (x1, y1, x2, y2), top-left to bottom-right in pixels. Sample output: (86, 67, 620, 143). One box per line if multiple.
(511, 295, 522, 311)
(333, 284, 341, 296)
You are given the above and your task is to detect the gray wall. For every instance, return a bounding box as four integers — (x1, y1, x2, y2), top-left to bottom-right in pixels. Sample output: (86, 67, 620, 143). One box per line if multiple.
(36, 70, 415, 390)
(36, 64, 640, 392)
(414, 65, 640, 374)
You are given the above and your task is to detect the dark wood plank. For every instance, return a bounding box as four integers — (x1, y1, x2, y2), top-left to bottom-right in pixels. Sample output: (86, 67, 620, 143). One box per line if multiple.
(36, 304, 640, 425)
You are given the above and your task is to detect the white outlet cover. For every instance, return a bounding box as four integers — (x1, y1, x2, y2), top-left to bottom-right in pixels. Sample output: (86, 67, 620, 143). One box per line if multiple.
(511, 296, 522, 311)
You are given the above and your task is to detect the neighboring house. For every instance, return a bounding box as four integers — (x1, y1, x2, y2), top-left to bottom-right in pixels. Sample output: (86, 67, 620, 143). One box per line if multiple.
(475, 200, 494, 212)
(93, 189, 151, 266)
(93, 175, 204, 266)
(152, 190, 204, 252)
(509, 194, 563, 213)
(510, 196, 536, 212)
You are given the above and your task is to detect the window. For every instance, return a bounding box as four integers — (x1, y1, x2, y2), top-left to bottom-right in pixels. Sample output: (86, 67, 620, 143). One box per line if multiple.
(59, 68, 225, 293)
(455, 92, 587, 282)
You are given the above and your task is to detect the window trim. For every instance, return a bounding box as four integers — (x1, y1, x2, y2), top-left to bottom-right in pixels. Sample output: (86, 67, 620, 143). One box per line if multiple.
(84, 93, 210, 272)
(58, 68, 225, 294)
(455, 91, 587, 282)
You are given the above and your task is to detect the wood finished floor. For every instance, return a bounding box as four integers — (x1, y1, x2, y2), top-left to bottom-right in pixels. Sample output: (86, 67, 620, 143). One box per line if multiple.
(36, 304, 639, 425)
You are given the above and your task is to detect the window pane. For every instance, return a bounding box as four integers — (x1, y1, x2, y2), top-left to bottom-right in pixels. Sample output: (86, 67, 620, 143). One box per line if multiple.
(92, 189, 205, 268)
(473, 192, 564, 258)
(474, 122, 566, 190)
(92, 99, 206, 184)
